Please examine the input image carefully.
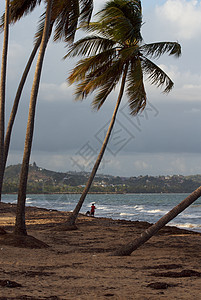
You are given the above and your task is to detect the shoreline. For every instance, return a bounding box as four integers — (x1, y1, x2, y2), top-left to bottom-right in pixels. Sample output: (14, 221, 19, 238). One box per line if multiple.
(2, 193, 201, 234)
(2, 191, 190, 195)
(0, 201, 200, 234)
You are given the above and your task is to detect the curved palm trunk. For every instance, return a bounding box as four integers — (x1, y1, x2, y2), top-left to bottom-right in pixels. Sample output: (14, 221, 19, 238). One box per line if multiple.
(0, 0, 9, 202)
(14, 0, 53, 236)
(112, 185, 201, 256)
(3, 38, 41, 168)
(67, 63, 129, 226)
(1, 24, 53, 191)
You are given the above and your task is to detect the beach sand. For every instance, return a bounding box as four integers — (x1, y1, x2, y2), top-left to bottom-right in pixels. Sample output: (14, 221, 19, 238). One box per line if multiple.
(0, 201, 201, 300)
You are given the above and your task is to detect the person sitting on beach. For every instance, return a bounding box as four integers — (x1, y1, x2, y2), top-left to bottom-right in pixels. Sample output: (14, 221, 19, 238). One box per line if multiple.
(90, 203, 96, 217)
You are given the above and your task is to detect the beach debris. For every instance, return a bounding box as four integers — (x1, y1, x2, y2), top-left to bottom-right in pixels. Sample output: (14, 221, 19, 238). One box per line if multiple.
(0, 227, 6, 235)
(0, 279, 22, 288)
(151, 269, 201, 278)
(145, 264, 182, 270)
(0, 296, 61, 299)
(147, 282, 177, 290)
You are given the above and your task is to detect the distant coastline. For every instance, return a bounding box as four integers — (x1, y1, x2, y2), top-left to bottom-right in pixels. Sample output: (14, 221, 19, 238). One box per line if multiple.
(2, 191, 189, 195)
(3, 164, 201, 194)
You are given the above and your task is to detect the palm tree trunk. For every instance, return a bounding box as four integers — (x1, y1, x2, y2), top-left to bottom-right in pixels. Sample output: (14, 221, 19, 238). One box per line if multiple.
(0, 0, 9, 202)
(3, 37, 41, 172)
(1, 23, 54, 195)
(66, 63, 129, 226)
(112, 185, 201, 256)
(14, 0, 53, 236)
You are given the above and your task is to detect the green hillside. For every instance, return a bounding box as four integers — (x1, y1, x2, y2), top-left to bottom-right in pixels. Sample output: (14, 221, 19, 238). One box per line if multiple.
(2, 163, 201, 194)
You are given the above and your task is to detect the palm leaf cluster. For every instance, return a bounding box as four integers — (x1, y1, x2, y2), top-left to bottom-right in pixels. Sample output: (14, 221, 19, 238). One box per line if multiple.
(0, 0, 93, 42)
(67, 0, 181, 115)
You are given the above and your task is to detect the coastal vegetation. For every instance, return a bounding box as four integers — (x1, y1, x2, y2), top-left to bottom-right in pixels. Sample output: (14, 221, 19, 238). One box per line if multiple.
(3, 163, 201, 194)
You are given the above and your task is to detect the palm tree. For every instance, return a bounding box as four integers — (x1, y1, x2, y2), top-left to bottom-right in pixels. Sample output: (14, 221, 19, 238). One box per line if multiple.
(0, 0, 9, 202)
(63, 0, 181, 227)
(11, 0, 93, 235)
(14, 0, 54, 235)
(112, 185, 201, 256)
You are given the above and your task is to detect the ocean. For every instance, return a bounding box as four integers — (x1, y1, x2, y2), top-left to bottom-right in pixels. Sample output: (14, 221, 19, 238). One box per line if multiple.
(2, 193, 201, 233)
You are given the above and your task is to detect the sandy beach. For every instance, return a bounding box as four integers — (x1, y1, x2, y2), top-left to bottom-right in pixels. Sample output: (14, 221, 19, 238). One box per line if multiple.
(0, 201, 201, 300)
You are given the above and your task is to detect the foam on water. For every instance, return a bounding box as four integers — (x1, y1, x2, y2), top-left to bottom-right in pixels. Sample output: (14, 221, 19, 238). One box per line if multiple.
(120, 213, 136, 217)
(169, 222, 201, 232)
(133, 205, 144, 210)
(146, 209, 164, 214)
(2, 193, 201, 233)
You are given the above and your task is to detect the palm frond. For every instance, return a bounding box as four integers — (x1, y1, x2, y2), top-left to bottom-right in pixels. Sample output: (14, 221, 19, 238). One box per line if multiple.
(34, 12, 46, 41)
(118, 44, 140, 60)
(79, 1, 142, 43)
(91, 82, 115, 110)
(65, 36, 117, 58)
(34, 12, 54, 45)
(70, 59, 124, 104)
(52, 0, 79, 42)
(68, 53, 121, 86)
(0, 13, 5, 33)
(91, 61, 125, 109)
(126, 58, 147, 115)
(141, 56, 174, 93)
(96, 0, 142, 43)
(141, 42, 181, 59)
(0, 0, 42, 31)
(68, 52, 115, 84)
(9, 0, 42, 23)
(80, 0, 93, 24)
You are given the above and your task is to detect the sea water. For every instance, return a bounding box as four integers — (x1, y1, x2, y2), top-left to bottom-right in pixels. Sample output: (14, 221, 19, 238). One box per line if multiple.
(2, 193, 201, 233)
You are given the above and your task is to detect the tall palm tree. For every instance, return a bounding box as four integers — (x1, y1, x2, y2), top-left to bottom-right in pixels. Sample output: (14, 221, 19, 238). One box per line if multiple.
(0, 0, 9, 202)
(14, 0, 54, 235)
(11, 0, 93, 235)
(64, 0, 181, 227)
(112, 185, 201, 256)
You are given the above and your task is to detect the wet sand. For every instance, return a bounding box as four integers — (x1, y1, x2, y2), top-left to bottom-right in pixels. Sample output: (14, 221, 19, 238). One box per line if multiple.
(0, 202, 201, 299)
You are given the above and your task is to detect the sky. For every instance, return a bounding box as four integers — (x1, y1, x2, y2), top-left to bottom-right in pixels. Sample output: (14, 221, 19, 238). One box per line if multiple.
(0, 0, 201, 177)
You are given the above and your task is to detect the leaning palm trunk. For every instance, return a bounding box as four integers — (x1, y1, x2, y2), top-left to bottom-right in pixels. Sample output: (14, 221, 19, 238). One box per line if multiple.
(1, 38, 42, 184)
(112, 185, 201, 256)
(14, 0, 53, 236)
(66, 63, 129, 226)
(2, 24, 53, 189)
(0, 0, 9, 202)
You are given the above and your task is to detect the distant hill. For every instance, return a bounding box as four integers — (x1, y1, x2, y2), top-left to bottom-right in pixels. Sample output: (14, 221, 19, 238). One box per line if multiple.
(3, 163, 201, 194)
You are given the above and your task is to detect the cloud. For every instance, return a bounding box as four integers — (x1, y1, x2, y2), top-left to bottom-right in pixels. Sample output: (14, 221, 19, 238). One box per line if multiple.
(145, 63, 201, 103)
(6, 150, 201, 176)
(169, 157, 187, 174)
(133, 160, 149, 171)
(155, 0, 201, 40)
(39, 82, 74, 102)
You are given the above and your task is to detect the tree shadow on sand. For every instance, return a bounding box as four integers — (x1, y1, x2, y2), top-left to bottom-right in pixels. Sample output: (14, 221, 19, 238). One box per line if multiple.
(0, 228, 48, 249)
